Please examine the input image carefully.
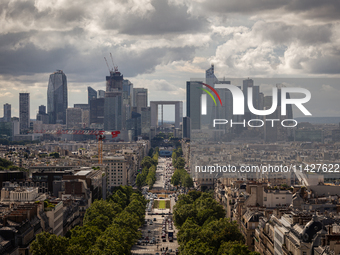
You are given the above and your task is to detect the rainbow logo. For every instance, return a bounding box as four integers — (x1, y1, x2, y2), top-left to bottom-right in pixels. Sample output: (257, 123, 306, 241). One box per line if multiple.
(197, 82, 223, 106)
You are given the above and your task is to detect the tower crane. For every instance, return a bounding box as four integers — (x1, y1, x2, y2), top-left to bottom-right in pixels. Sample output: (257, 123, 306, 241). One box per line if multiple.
(33, 129, 120, 164)
(97, 133, 105, 164)
(110, 52, 119, 72)
(104, 57, 113, 74)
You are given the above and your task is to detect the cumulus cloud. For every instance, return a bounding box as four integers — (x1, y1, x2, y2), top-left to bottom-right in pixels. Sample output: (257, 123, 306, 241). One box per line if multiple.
(0, 0, 339, 118)
(198, 0, 340, 21)
(209, 20, 340, 76)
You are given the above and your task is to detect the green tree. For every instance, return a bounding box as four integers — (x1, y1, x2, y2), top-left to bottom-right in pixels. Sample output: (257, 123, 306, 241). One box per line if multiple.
(177, 147, 183, 157)
(174, 157, 185, 169)
(171, 169, 181, 186)
(177, 217, 200, 244)
(125, 198, 146, 225)
(83, 199, 122, 226)
(67, 225, 101, 254)
(180, 239, 215, 255)
(152, 152, 158, 165)
(194, 195, 225, 225)
(200, 219, 244, 249)
(217, 241, 260, 255)
(175, 194, 194, 209)
(109, 189, 128, 209)
(173, 203, 197, 227)
(31, 186, 147, 255)
(141, 156, 153, 169)
(148, 148, 154, 157)
(183, 174, 194, 188)
(172, 151, 177, 165)
(30, 232, 69, 255)
(188, 190, 202, 201)
(136, 173, 144, 189)
(49, 152, 60, 158)
(0, 157, 13, 168)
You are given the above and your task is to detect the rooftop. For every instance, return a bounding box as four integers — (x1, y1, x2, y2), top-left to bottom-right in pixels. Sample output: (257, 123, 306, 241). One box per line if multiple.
(75, 170, 92, 176)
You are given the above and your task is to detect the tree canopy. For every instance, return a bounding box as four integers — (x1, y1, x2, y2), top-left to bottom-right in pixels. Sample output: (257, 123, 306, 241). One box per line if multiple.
(30, 186, 147, 255)
(136, 151, 159, 190)
(174, 191, 258, 255)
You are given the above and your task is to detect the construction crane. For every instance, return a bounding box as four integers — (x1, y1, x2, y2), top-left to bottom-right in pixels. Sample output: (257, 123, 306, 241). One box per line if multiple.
(34, 129, 120, 136)
(109, 53, 119, 73)
(97, 131, 120, 164)
(104, 57, 113, 74)
(97, 133, 105, 164)
(33, 129, 121, 164)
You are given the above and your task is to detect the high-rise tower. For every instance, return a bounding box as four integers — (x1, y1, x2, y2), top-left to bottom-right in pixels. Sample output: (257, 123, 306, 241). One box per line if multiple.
(186, 81, 202, 130)
(47, 70, 68, 124)
(19, 93, 30, 133)
(88, 86, 97, 104)
(3, 103, 11, 122)
(133, 88, 148, 114)
(106, 70, 123, 91)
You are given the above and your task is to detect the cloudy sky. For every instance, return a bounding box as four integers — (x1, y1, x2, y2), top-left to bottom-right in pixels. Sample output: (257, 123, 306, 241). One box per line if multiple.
(0, 0, 340, 120)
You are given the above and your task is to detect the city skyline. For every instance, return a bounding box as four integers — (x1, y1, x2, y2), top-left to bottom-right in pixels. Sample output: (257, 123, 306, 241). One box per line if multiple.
(0, 0, 340, 120)
(1, 73, 340, 122)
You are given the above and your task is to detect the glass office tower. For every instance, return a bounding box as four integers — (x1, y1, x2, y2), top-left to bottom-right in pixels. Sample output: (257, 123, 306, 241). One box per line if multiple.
(88, 86, 97, 104)
(47, 70, 68, 124)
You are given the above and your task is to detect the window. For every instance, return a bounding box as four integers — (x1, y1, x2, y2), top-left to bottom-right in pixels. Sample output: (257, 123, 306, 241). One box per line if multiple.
(276, 197, 279, 199)
(264, 197, 267, 201)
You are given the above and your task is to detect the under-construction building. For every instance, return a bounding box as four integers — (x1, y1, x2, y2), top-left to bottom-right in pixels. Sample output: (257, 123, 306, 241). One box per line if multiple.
(106, 71, 123, 91)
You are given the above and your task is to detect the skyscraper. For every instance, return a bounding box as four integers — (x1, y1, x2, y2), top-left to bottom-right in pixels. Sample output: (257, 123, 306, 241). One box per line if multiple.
(38, 105, 46, 114)
(141, 107, 151, 135)
(186, 81, 202, 130)
(37, 105, 49, 124)
(90, 98, 105, 125)
(182, 116, 190, 138)
(203, 64, 218, 127)
(104, 91, 123, 131)
(133, 88, 148, 114)
(106, 71, 123, 91)
(19, 93, 30, 133)
(66, 108, 83, 129)
(3, 103, 11, 122)
(127, 111, 141, 140)
(123, 79, 134, 110)
(47, 70, 68, 124)
(88, 86, 97, 104)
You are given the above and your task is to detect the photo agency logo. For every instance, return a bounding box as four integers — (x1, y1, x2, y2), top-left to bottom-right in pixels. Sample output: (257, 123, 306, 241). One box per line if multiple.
(198, 82, 312, 128)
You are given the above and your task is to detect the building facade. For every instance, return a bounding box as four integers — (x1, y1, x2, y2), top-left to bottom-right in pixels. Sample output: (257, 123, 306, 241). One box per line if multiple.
(66, 108, 83, 129)
(87, 86, 97, 104)
(104, 156, 128, 193)
(19, 93, 30, 133)
(104, 91, 123, 131)
(3, 103, 11, 122)
(47, 70, 68, 124)
(133, 88, 148, 114)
